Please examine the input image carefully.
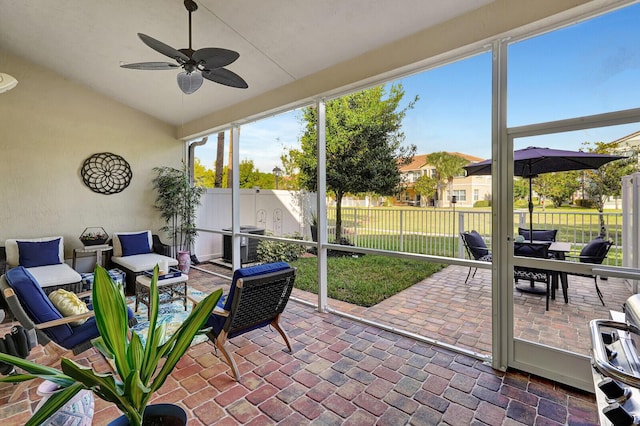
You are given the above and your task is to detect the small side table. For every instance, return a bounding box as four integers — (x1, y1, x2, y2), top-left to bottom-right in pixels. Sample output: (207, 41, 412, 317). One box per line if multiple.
(72, 245, 112, 270)
(135, 273, 189, 319)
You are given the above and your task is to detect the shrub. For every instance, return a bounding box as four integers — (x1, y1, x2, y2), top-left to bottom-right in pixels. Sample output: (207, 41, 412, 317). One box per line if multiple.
(257, 233, 306, 263)
(474, 200, 491, 208)
(574, 198, 595, 208)
(513, 199, 528, 209)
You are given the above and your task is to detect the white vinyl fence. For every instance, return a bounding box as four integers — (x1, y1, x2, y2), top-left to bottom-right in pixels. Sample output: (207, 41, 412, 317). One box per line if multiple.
(193, 189, 623, 266)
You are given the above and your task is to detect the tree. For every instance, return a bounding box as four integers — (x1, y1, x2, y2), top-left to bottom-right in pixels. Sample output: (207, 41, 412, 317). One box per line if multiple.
(238, 159, 276, 189)
(414, 174, 438, 206)
(193, 158, 215, 188)
(533, 172, 580, 208)
(583, 141, 640, 232)
(280, 148, 301, 190)
(152, 165, 206, 255)
(513, 177, 529, 201)
(294, 84, 417, 240)
(426, 152, 469, 207)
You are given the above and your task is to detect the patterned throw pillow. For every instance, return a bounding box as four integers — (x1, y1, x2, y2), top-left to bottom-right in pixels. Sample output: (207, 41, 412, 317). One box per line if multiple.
(48, 289, 89, 326)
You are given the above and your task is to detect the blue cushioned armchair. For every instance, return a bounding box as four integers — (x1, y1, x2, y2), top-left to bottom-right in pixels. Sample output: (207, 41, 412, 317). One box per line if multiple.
(110, 231, 177, 294)
(0, 267, 136, 357)
(204, 262, 296, 381)
(4, 236, 82, 294)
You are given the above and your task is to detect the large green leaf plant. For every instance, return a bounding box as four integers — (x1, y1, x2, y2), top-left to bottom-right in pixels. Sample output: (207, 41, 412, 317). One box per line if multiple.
(0, 265, 222, 426)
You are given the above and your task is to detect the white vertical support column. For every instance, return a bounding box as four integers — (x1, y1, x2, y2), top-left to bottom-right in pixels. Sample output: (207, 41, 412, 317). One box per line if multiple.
(231, 125, 241, 271)
(492, 38, 512, 372)
(317, 99, 328, 312)
(624, 173, 640, 292)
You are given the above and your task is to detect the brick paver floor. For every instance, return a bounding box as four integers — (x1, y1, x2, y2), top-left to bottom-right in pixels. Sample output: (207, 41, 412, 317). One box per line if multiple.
(0, 264, 601, 425)
(262, 262, 631, 357)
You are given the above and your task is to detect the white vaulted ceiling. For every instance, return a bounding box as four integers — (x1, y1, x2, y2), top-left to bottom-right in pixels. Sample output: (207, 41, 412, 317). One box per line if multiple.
(0, 0, 621, 136)
(0, 0, 492, 127)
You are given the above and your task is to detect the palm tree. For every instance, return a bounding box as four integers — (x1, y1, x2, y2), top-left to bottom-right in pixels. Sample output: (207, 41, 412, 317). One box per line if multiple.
(215, 131, 224, 188)
(426, 152, 469, 207)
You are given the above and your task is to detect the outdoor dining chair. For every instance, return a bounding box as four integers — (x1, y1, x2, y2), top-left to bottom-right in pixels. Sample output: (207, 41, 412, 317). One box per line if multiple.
(460, 231, 492, 284)
(565, 236, 613, 306)
(517, 227, 558, 243)
(514, 242, 553, 311)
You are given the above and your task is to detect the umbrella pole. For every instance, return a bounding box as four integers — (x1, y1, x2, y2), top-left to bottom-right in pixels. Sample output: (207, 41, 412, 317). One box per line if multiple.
(529, 177, 534, 242)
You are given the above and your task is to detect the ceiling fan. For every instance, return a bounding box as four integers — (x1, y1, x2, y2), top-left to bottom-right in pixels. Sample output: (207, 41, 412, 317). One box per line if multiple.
(121, 0, 248, 94)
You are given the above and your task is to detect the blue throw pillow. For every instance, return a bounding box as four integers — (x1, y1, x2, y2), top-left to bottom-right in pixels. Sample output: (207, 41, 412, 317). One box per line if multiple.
(518, 228, 557, 242)
(464, 231, 488, 259)
(17, 238, 61, 268)
(580, 237, 609, 264)
(119, 232, 151, 256)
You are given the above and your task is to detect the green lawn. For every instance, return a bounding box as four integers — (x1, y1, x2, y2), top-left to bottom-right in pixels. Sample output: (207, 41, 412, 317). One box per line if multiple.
(290, 254, 445, 307)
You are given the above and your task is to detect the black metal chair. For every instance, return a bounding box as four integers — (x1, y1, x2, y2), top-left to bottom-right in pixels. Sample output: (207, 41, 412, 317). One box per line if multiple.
(460, 231, 492, 283)
(514, 242, 553, 311)
(565, 237, 613, 306)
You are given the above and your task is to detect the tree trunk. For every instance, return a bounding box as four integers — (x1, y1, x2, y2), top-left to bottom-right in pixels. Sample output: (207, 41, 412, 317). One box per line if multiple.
(448, 178, 454, 207)
(227, 130, 234, 188)
(596, 194, 606, 236)
(215, 132, 224, 188)
(335, 192, 344, 241)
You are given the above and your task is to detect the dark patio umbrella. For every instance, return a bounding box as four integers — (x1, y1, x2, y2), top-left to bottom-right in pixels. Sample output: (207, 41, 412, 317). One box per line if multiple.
(464, 146, 625, 240)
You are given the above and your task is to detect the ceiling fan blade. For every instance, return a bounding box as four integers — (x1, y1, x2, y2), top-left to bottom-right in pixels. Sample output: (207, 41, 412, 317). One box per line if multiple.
(202, 68, 248, 89)
(138, 33, 189, 63)
(120, 62, 180, 70)
(193, 48, 239, 69)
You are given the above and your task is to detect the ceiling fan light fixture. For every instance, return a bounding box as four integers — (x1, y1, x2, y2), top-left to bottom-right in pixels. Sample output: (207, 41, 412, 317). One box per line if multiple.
(0, 73, 18, 93)
(177, 71, 203, 94)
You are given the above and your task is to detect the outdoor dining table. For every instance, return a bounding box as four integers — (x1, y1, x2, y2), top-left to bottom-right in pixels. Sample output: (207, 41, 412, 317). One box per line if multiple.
(515, 241, 572, 303)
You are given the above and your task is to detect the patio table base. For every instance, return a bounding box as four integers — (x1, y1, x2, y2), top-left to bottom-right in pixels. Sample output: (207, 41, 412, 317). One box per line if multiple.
(516, 282, 547, 295)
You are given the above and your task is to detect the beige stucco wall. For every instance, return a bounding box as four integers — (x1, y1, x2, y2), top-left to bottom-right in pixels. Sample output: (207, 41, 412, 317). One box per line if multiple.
(0, 49, 182, 259)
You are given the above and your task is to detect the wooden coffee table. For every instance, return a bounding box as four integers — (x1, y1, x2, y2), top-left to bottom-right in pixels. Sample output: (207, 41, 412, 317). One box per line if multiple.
(135, 273, 188, 319)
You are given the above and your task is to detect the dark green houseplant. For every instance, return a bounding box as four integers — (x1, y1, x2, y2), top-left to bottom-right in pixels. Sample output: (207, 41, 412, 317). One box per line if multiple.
(0, 265, 222, 426)
(152, 166, 206, 257)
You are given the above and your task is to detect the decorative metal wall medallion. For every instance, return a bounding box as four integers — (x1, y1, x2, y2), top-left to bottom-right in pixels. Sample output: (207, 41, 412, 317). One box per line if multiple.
(81, 152, 132, 195)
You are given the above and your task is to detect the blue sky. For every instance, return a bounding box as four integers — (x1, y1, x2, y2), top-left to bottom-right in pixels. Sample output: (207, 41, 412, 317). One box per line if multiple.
(196, 3, 640, 173)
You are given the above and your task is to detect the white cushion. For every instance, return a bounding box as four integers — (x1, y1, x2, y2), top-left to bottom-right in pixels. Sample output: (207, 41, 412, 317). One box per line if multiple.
(111, 253, 178, 273)
(27, 263, 82, 288)
(112, 231, 153, 257)
(5, 236, 64, 267)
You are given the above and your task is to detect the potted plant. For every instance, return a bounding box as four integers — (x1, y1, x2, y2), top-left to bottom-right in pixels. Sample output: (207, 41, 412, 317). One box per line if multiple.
(152, 165, 205, 273)
(79, 227, 109, 246)
(0, 265, 222, 426)
(309, 211, 318, 243)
